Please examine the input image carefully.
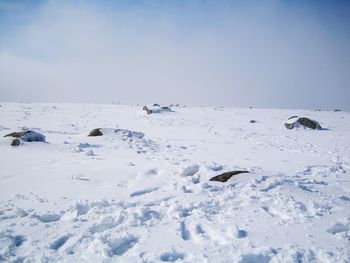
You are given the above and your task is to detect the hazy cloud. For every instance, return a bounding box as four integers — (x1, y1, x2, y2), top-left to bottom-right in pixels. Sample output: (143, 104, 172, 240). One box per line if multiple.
(0, 0, 349, 109)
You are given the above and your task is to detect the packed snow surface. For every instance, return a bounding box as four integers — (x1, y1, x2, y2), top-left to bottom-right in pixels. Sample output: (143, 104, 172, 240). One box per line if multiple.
(0, 103, 349, 262)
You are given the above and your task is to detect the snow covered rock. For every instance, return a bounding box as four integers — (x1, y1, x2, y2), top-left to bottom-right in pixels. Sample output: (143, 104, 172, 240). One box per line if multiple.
(284, 116, 322, 130)
(142, 105, 173, 114)
(20, 131, 46, 142)
(4, 130, 46, 143)
(209, 170, 249, 182)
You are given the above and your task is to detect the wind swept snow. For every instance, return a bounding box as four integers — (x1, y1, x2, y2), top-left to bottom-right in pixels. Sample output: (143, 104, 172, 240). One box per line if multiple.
(0, 103, 349, 262)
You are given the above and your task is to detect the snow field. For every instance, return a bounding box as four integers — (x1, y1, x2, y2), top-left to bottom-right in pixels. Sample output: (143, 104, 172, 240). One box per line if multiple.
(0, 103, 349, 262)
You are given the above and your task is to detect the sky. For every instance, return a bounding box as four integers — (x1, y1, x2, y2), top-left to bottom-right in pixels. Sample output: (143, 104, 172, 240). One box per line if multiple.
(0, 0, 349, 110)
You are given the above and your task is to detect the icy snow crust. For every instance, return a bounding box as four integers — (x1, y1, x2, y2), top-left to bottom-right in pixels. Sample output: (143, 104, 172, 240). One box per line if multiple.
(0, 103, 349, 262)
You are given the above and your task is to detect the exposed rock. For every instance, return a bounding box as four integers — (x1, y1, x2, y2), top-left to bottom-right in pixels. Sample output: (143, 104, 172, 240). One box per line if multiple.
(250, 120, 257, 123)
(285, 116, 322, 130)
(153, 103, 160, 107)
(88, 128, 103, 136)
(288, 115, 299, 120)
(298, 117, 319, 129)
(333, 109, 341, 112)
(143, 106, 152, 114)
(11, 138, 20, 146)
(161, 106, 171, 111)
(4, 131, 30, 138)
(209, 171, 249, 182)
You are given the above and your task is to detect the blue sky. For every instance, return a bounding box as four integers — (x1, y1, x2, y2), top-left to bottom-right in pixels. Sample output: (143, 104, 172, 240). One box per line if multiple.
(0, 0, 349, 110)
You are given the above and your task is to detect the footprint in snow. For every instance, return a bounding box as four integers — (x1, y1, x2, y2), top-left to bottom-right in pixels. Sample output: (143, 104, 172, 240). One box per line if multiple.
(34, 213, 61, 223)
(160, 251, 185, 262)
(327, 222, 349, 235)
(50, 234, 71, 250)
(180, 221, 190, 240)
(105, 235, 138, 256)
(239, 253, 271, 263)
(130, 187, 159, 197)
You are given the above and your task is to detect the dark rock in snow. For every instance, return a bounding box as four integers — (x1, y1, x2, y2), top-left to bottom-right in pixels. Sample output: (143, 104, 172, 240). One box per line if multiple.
(284, 116, 322, 130)
(250, 120, 257, 123)
(153, 103, 160, 107)
(298, 117, 319, 129)
(11, 138, 20, 146)
(4, 131, 29, 138)
(88, 128, 103, 136)
(143, 106, 152, 114)
(288, 115, 299, 120)
(209, 171, 249, 182)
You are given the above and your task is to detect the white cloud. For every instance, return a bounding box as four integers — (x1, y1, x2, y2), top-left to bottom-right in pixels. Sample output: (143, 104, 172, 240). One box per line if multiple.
(0, 1, 349, 109)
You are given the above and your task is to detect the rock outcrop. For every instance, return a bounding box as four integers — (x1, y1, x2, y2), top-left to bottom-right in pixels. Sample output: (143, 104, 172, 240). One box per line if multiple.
(88, 128, 103, 136)
(284, 116, 322, 130)
(209, 171, 249, 182)
(4, 130, 46, 143)
(11, 138, 21, 146)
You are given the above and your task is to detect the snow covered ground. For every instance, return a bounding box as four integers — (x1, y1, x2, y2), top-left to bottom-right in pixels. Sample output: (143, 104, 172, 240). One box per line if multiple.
(0, 103, 349, 262)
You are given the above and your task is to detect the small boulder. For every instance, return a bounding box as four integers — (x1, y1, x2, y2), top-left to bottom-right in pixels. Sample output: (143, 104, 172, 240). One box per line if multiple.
(209, 171, 249, 182)
(249, 120, 257, 123)
(11, 138, 20, 146)
(284, 116, 322, 130)
(153, 103, 160, 107)
(143, 106, 153, 114)
(88, 128, 103, 136)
